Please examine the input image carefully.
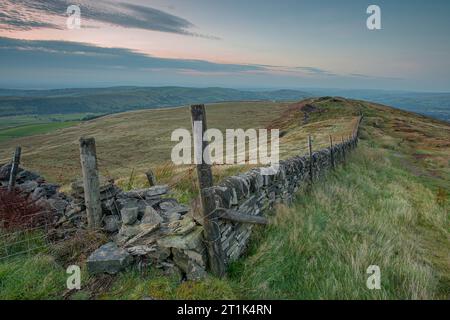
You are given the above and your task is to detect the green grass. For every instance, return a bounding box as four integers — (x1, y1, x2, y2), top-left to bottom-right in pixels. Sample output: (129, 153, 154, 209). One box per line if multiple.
(226, 143, 448, 299)
(0, 122, 79, 142)
(0, 254, 66, 300)
(0, 230, 48, 260)
(97, 268, 236, 300)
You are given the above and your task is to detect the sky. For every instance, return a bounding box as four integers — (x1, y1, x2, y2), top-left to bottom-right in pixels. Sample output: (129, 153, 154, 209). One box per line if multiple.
(0, 0, 449, 91)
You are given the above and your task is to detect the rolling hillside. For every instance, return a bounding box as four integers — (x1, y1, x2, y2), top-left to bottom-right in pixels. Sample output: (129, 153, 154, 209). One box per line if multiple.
(0, 99, 358, 201)
(1, 87, 449, 122)
(0, 87, 309, 117)
(0, 97, 448, 299)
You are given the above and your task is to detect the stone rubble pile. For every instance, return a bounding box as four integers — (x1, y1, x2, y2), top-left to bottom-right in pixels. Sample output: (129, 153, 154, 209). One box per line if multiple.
(0, 164, 208, 280)
(83, 183, 207, 280)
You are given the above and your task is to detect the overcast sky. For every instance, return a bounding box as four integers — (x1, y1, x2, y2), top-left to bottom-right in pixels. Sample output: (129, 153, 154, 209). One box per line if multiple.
(0, 0, 449, 91)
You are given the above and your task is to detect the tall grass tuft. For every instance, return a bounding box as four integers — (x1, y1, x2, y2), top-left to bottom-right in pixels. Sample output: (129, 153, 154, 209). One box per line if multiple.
(228, 144, 449, 299)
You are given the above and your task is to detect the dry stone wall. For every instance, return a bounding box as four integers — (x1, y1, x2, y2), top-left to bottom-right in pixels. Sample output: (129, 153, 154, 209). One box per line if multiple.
(1, 117, 361, 278)
(212, 135, 359, 264)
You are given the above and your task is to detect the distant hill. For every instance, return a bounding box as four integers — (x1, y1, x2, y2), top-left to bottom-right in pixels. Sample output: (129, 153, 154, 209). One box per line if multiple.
(0, 87, 310, 117)
(1, 86, 449, 122)
(304, 88, 450, 122)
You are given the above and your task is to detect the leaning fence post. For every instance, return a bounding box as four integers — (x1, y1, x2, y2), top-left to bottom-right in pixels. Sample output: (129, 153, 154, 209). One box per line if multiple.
(190, 104, 226, 277)
(329, 135, 334, 169)
(8, 146, 21, 192)
(79, 137, 102, 229)
(308, 135, 313, 185)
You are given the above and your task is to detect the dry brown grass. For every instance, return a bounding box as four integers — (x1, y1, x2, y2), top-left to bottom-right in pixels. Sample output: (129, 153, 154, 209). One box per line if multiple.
(0, 102, 289, 187)
(0, 100, 358, 202)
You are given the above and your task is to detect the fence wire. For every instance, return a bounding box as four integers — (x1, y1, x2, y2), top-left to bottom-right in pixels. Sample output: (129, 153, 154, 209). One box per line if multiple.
(0, 116, 361, 261)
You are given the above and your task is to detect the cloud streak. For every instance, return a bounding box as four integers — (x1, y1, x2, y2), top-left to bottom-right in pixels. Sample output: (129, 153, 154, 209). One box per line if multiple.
(0, 0, 219, 39)
(0, 37, 392, 88)
(0, 37, 261, 73)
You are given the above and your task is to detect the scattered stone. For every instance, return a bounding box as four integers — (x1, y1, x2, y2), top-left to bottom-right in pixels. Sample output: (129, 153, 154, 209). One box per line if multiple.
(165, 212, 181, 222)
(185, 250, 206, 268)
(117, 197, 139, 210)
(186, 261, 208, 281)
(124, 222, 161, 246)
(147, 247, 171, 261)
(158, 225, 203, 251)
(31, 187, 46, 201)
(87, 242, 133, 275)
(103, 215, 121, 233)
(121, 207, 138, 225)
(122, 189, 148, 199)
(172, 248, 207, 281)
(16, 170, 40, 183)
(46, 198, 69, 215)
(162, 204, 189, 216)
(121, 185, 169, 199)
(141, 206, 163, 225)
(145, 185, 169, 198)
(127, 245, 157, 256)
(167, 217, 197, 236)
(40, 183, 59, 197)
(17, 180, 38, 193)
(159, 200, 177, 211)
(103, 198, 119, 215)
(119, 224, 142, 238)
(65, 205, 83, 218)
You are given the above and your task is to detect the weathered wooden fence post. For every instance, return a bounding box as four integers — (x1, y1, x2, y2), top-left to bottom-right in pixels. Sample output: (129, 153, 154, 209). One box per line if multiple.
(79, 137, 102, 229)
(308, 135, 313, 185)
(8, 146, 21, 192)
(329, 135, 334, 169)
(341, 136, 346, 163)
(190, 104, 226, 277)
(145, 169, 156, 187)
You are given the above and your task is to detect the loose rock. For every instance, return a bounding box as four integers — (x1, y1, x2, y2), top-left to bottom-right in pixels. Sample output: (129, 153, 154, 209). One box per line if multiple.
(87, 242, 133, 275)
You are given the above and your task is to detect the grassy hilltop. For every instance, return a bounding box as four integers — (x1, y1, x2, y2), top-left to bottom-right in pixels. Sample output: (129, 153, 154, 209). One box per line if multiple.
(0, 97, 448, 299)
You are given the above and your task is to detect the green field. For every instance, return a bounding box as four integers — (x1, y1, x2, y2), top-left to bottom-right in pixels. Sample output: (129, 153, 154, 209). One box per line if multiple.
(0, 113, 102, 130)
(0, 113, 108, 143)
(0, 122, 80, 143)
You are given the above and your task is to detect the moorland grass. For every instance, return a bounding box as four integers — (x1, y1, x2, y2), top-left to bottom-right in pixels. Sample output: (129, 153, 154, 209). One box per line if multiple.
(0, 254, 66, 300)
(226, 143, 448, 299)
(0, 99, 448, 299)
